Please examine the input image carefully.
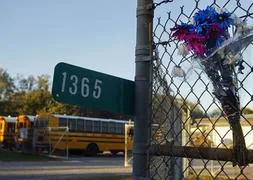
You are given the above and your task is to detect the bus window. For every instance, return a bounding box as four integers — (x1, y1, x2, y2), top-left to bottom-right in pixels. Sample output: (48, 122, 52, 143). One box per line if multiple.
(93, 121, 101, 133)
(68, 119, 77, 132)
(85, 120, 92, 132)
(74, 119, 78, 131)
(116, 123, 124, 134)
(102, 122, 108, 133)
(59, 118, 67, 127)
(76, 119, 84, 132)
(109, 122, 116, 134)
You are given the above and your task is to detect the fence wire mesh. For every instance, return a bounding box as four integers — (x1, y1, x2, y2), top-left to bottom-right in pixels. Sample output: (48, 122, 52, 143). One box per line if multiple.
(149, 0, 253, 179)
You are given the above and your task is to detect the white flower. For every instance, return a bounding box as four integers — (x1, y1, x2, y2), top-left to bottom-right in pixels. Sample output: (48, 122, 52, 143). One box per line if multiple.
(171, 66, 186, 78)
(178, 44, 189, 57)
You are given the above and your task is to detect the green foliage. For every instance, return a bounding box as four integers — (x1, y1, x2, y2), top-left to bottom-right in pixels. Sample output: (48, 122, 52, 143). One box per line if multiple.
(176, 99, 206, 119)
(187, 102, 206, 119)
(6, 90, 52, 115)
(0, 72, 79, 116)
(16, 74, 36, 91)
(0, 68, 15, 100)
(37, 74, 50, 91)
(4, 88, 83, 116)
(0, 71, 113, 118)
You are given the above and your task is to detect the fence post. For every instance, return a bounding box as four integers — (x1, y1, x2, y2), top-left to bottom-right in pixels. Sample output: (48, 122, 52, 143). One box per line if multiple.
(133, 0, 153, 179)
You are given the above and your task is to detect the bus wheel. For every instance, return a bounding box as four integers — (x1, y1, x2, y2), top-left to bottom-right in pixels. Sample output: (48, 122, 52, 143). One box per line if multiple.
(111, 150, 119, 156)
(86, 143, 99, 156)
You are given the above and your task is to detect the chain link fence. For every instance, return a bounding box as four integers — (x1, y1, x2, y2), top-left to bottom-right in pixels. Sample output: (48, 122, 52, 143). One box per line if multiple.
(149, 0, 253, 179)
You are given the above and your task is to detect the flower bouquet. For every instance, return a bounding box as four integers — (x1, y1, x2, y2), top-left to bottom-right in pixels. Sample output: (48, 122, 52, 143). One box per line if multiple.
(171, 6, 253, 166)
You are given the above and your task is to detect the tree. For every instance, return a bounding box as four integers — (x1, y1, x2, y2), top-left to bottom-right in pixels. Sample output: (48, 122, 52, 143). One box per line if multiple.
(27, 75, 36, 90)
(2, 72, 125, 118)
(16, 74, 36, 91)
(37, 75, 50, 91)
(3, 74, 53, 116)
(188, 102, 206, 119)
(0, 68, 15, 100)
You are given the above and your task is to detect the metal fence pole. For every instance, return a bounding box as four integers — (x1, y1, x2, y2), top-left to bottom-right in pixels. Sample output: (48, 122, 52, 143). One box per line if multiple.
(133, 0, 153, 179)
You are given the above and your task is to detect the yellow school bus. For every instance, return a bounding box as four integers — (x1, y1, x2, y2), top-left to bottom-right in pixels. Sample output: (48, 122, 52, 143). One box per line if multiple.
(34, 114, 133, 155)
(0, 116, 16, 148)
(15, 115, 35, 144)
(190, 125, 213, 147)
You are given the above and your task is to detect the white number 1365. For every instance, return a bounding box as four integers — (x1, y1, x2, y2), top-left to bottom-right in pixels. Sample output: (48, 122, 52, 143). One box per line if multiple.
(61, 72, 102, 99)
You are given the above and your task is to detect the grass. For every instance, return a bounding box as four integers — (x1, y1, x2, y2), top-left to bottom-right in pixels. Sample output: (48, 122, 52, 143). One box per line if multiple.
(0, 149, 53, 161)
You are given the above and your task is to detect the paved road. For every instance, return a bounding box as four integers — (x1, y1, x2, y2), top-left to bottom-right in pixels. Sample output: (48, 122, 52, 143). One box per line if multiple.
(1, 156, 253, 179)
(0, 156, 132, 180)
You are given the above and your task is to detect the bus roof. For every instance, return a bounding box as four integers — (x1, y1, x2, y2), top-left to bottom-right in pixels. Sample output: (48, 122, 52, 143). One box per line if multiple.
(17, 115, 36, 122)
(37, 114, 132, 124)
(0, 116, 16, 123)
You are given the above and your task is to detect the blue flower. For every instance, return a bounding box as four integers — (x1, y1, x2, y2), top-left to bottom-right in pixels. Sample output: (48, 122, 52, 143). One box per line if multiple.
(195, 22, 210, 35)
(215, 12, 233, 30)
(216, 36, 225, 47)
(180, 22, 195, 32)
(193, 6, 218, 25)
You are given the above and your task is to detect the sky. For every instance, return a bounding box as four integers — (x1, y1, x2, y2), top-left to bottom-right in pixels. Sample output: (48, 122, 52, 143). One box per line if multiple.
(1, 0, 252, 80)
(0, 0, 136, 81)
(1, 0, 252, 110)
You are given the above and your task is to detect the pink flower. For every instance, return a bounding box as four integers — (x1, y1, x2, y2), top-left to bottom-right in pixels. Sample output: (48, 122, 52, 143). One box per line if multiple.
(171, 25, 191, 41)
(185, 34, 206, 57)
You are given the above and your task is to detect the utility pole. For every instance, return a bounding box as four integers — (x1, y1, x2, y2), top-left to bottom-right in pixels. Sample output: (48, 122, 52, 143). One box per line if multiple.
(133, 0, 153, 179)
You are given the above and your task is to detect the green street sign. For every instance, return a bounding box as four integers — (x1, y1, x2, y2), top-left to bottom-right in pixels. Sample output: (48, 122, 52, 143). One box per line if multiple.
(52, 62, 134, 115)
